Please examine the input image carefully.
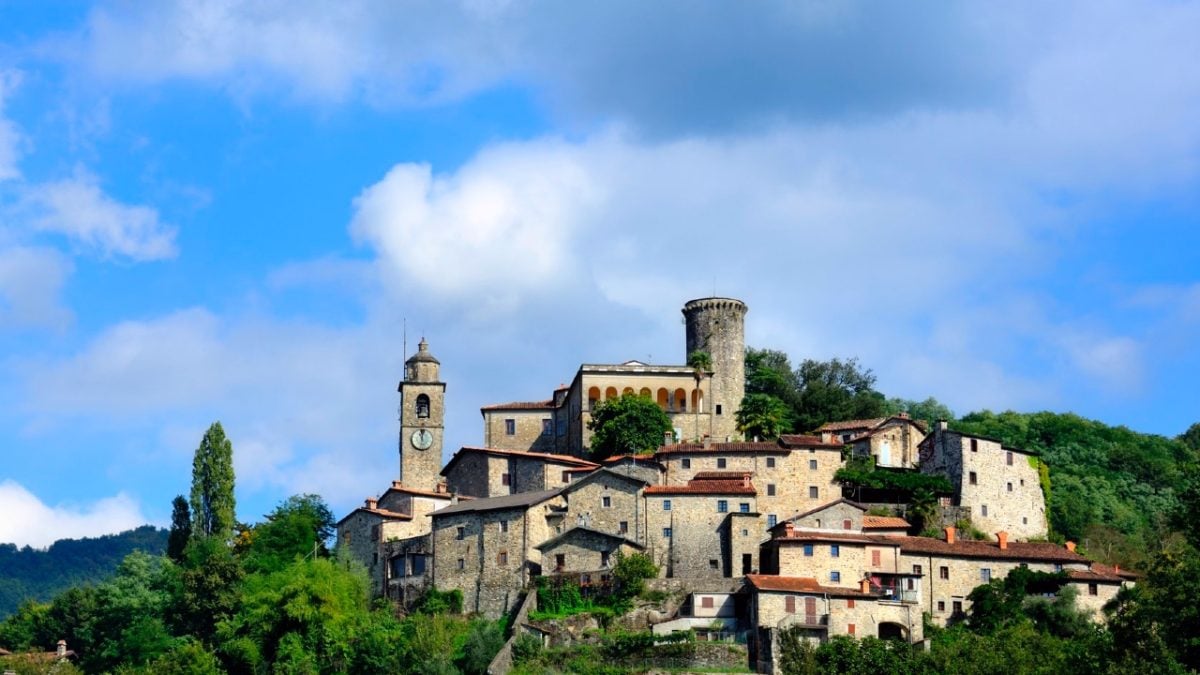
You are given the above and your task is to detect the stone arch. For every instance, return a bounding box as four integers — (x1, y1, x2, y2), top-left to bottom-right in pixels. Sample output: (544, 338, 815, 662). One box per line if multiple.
(622, 386, 635, 396)
(639, 387, 652, 399)
(878, 622, 907, 641)
(657, 388, 669, 409)
(605, 386, 618, 400)
(415, 394, 430, 418)
(691, 389, 703, 413)
(588, 386, 601, 410)
(674, 388, 688, 412)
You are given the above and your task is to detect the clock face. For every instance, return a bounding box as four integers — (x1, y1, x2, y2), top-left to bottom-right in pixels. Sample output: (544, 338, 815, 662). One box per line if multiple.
(411, 429, 434, 450)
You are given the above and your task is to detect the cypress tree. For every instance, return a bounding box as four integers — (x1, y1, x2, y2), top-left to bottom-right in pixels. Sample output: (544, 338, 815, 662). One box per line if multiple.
(189, 421, 236, 541)
(166, 495, 191, 562)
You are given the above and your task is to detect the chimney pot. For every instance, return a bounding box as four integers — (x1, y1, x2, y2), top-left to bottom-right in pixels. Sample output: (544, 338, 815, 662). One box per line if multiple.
(664, 431, 674, 446)
(743, 474, 751, 488)
(936, 419, 948, 431)
(56, 640, 66, 658)
(996, 531, 1008, 550)
(898, 412, 909, 419)
(1065, 540, 1076, 553)
(944, 526, 956, 545)
(821, 431, 832, 443)
(859, 578, 870, 594)
(784, 522, 794, 536)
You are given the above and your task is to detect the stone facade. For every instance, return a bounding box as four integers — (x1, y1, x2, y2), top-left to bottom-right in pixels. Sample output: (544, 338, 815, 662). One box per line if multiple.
(398, 338, 446, 492)
(843, 416, 927, 469)
(644, 474, 758, 580)
(919, 424, 1048, 540)
(335, 500, 413, 595)
(557, 468, 648, 543)
(480, 402, 557, 452)
(536, 527, 644, 575)
(441, 446, 596, 498)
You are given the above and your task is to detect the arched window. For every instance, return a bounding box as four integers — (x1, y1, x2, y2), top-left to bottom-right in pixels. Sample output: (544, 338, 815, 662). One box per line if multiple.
(588, 386, 602, 411)
(674, 388, 688, 412)
(416, 394, 430, 418)
(657, 388, 669, 410)
(605, 386, 619, 400)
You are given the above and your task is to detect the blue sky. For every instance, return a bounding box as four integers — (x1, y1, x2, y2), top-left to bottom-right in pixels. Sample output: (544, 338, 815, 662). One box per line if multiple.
(1, 1, 1199, 547)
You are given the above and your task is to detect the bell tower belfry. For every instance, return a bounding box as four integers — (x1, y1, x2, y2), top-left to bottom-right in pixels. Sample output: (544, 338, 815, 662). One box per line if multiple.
(398, 338, 445, 491)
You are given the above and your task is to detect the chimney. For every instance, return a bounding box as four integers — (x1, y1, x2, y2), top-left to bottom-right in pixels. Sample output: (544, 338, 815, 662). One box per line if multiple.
(743, 474, 751, 488)
(821, 431, 833, 443)
(996, 531, 1008, 550)
(898, 412, 909, 419)
(784, 522, 794, 537)
(365, 497, 378, 510)
(56, 640, 66, 658)
(1065, 541, 1076, 553)
(703, 436, 713, 449)
(664, 431, 673, 447)
(944, 526, 956, 545)
(392, 480, 403, 489)
(936, 420, 948, 431)
(859, 578, 870, 594)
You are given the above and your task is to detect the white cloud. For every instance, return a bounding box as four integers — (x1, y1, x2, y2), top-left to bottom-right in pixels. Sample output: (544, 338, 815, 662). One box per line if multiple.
(22, 171, 178, 261)
(0, 480, 150, 548)
(0, 246, 73, 331)
(0, 69, 21, 181)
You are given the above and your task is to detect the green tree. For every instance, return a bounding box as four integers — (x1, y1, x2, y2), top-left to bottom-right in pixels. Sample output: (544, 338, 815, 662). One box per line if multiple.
(168, 537, 242, 645)
(455, 619, 506, 675)
(190, 421, 236, 542)
(167, 495, 191, 564)
(611, 552, 658, 598)
(587, 393, 673, 460)
(793, 357, 886, 432)
(736, 392, 791, 440)
(883, 396, 955, 428)
(965, 566, 1069, 634)
(241, 494, 335, 575)
(145, 639, 223, 674)
(1179, 422, 1200, 453)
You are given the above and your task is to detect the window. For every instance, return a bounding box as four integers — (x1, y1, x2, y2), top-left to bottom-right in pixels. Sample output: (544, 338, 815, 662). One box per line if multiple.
(937, 600, 946, 612)
(767, 514, 777, 527)
(1020, 479, 1025, 486)
(740, 502, 750, 513)
(456, 527, 465, 540)
(803, 544, 814, 557)
(542, 419, 552, 434)
(981, 504, 988, 517)
(843, 519, 852, 530)
(701, 596, 714, 609)
(1088, 583, 1098, 596)
(498, 551, 508, 566)
(848, 623, 856, 636)
(767, 484, 776, 496)
(505, 419, 515, 435)
(416, 394, 430, 418)
(1007, 482, 1013, 492)
(458, 558, 465, 570)
(411, 555, 426, 576)
(663, 527, 672, 538)
(600, 495, 612, 509)
(847, 599, 855, 609)
(743, 553, 752, 573)
(766, 457, 776, 468)
(831, 545, 840, 558)
(809, 459, 818, 470)
(742, 529, 749, 537)
(831, 571, 841, 583)
(952, 600, 963, 615)
(717, 500, 728, 513)
(809, 486, 819, 499)
(500, 520, 509, 533)
(913, 564, 923, 575)
(601, 551, 611, 567)
(717, 458, 727, 469)
(939, 566, 949, 580)
(815, 519, 822, 528)
(842, 433, 852, 442)
(709, 559, 719, 570)
(970, 438, 978, 452)
(555, 554, 565, 571)
(1007, 450, 1013, 465)
(619, 521, 628, 534)
(663, 500, 672, 511)
(981, 568, 992, 582)
(682, 458, 691, 469)
(1055, 563, 1063, 572)
(562, 471, 570, 483)
(871, 550, 881, 566)
(716, 404, 723, 415)
(969, 471, 978, 485)
(785, 596, 796, 613)
(1023, 517, 1028, 525)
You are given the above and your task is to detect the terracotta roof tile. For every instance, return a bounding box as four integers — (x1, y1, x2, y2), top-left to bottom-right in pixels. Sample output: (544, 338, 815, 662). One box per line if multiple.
(777, 435, 845, 449)
(885, 536, 1089, 563)
(480, 400, 555, 411)
(645, 475, 756, 496)
(691, 471, 753, 480)
(656, 441, 783, 455)
(440, 446, 598, 477)
(862, 516, 911, 529)
(776, 531, 880, 545)
(745, 574, 876, 598)
(1067, 568, 1124, 583)
(815, 418, 886, 432)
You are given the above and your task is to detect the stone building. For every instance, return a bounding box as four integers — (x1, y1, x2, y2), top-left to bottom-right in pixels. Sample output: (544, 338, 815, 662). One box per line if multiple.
(535, 527, 645, 577)
(819, 414, 927, 468)
(644, 472, 760, 579)
(918, 422, 1048, 539)
(440, 445, 597, 498)
(479, 297, 748, 457)
(555, 467, 650, 542)
(430, 489, 564, 617)
(398, 338, 445, 492)
(335, 498, 414, 595)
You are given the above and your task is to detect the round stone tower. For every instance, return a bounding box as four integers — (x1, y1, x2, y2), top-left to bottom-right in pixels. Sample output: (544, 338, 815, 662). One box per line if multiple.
(682, 297, 747, 441)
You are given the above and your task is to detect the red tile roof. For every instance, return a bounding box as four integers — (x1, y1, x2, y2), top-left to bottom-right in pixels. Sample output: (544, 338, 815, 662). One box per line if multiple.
(691, 471, 753, 480)
(645, 473, 756, 495)
(1066, 568, 1125, 583)
(746, 574, 876, 598)
(776, 531, 880, 545)
(480, 400, 555, 411)
(884, 536, 1089, 563)
(862, 516, 911, 530)
(816, 418, 887, 432)
(778, 434, 845, 449)
(441, 446, 598, 476)
(656, 441, 784, 455)
(335, 506, 412, 526)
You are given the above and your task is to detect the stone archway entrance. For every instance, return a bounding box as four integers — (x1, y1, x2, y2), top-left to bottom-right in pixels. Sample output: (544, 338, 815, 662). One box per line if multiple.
(878, 622, 907, 641)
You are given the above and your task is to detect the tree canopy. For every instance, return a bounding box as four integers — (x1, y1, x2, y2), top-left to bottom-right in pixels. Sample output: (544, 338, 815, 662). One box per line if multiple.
(189, 422, 236, 542)
(587, 393, 673, 460)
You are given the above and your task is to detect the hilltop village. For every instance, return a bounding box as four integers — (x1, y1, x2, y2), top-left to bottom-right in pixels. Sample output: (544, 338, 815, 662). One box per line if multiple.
(335, 298, 1135, 673)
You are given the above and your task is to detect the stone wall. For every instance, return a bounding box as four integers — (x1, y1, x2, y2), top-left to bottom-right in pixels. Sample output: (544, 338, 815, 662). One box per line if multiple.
(683, 297, 747, 443)
(645, 493, 756, 580)
(539, 529, 641, 574)
(898, 551, 1079, 624)
(778, 541, 871, 583)
(1071, 579, 1123, 619)
(729, 512, 763, 576)
(753, 591, 922, 642)
(852, 420, 925, 469)
(561, 472, 644, 543)
(445, 451, 494, 498)
(788, 501, 865, 531)
(483, 409, 555, 453)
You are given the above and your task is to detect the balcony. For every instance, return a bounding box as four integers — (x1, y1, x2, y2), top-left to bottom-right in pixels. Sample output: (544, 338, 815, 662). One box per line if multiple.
(879, 588, 920, 604)
(779, 613, 829, 629)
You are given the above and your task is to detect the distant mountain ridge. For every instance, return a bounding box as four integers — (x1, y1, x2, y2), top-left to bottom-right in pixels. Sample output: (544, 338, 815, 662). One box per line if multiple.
(0, 525, 167, 618)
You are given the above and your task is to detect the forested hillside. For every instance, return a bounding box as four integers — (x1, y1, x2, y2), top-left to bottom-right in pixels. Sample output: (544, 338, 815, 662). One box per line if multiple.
(0, 526, 167, 618)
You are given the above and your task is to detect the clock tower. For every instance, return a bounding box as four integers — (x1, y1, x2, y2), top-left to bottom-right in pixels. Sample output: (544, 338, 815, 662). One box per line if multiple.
(398, 338, 445, 491)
